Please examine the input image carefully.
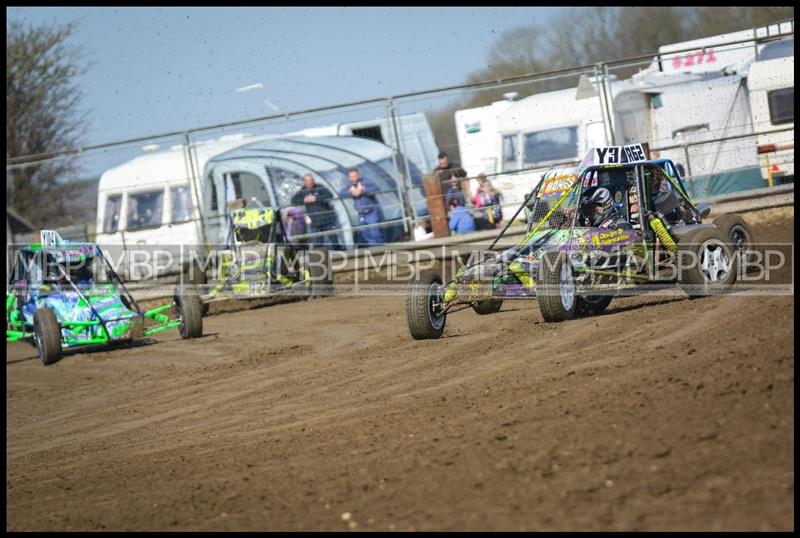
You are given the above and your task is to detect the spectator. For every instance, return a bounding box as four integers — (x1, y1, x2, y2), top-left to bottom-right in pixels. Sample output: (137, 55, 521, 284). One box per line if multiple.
(291, 174, 339, 249)
(448, 195, 476, 235)
(444, 180, 466, 209)
(471, 174, 503, 229)
(339, 168, 384, 246)
(283, 206, 307, 241)
(432, 151, 467, 194)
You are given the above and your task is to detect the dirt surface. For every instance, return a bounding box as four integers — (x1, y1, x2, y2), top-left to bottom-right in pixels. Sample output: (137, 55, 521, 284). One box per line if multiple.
(6, 208, 794, 531)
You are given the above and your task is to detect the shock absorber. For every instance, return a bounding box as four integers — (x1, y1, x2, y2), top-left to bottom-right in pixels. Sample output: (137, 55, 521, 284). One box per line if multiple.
(648, 212, 677, 253)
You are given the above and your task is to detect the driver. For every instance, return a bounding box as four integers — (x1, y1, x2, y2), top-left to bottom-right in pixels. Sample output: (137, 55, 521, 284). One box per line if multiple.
(580, 187, 631, 230)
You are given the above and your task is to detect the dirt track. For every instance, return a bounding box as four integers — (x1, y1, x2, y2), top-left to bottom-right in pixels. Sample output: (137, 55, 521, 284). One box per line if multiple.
(6, 207, 794, 531)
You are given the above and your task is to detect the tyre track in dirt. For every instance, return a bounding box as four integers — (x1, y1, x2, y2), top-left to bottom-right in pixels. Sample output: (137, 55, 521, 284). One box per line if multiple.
(6, 207, 794, 531)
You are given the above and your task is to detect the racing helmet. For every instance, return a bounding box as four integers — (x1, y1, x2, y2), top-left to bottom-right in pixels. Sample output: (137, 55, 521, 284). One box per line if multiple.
(580, 187, 614, 226)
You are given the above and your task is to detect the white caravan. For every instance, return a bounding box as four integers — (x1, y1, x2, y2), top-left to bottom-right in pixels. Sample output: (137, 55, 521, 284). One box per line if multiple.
(456, 20, 794, 210)
(454, 97, 515, 197)
(95, 134, 270, 279)
(490, 76, 626, 209)
(747, 37, 794, 182)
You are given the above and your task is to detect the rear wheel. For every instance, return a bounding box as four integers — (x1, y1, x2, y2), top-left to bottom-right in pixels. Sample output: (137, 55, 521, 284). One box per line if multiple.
(713, 214, 755, 270)
(676, 227, 737, 296)
(406, 270, 446, 340)
(34, 308, 62, 365)
(537, 251, 577, 322)
(175, 289, 203, 339)
(472, 300, 503, 315)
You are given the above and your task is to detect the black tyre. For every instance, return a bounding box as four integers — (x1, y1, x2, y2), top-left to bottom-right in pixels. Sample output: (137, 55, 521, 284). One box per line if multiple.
(406, 269, 446, 340)
(472, 300, 503, 315)
(712, 213, 755, 269)
(306, 247, 333, 298)
(676, 227, 737, 296)
(536, 250, 577, 322)
(576, 295, 612, 316)
(175, 289, 203, 339)
(34, 307, 62, 366)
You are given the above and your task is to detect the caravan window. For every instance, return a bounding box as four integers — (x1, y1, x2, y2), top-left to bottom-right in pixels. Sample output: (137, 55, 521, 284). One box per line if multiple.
(522, 126, 579, 167)
(127, 190, 164, 230)
(768, 88, 794, 125)
(103, 194, 122, 234)
(501, 134, 518, 172)
(171, 186, 194, 223)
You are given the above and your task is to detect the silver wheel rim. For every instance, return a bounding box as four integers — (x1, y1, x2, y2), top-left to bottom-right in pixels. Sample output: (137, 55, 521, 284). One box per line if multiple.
(699, 241, 730, 282)
(559, 261, 575, 311)
(428, 282, 445, 330)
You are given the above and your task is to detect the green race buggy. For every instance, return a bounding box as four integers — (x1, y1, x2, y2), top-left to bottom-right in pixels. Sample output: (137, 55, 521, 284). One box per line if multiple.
(7, 230, 203, 365)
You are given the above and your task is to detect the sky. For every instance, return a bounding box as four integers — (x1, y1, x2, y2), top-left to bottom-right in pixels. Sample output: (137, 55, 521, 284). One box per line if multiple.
(7, 6, 566, 151)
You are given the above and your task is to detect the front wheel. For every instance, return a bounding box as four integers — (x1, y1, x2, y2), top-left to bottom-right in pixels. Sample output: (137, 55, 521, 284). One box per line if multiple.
(175, 290, 203, 339)
(406, 270, 446, 340)
(34, 308, 62, 365)
(537, 251, 577, 322)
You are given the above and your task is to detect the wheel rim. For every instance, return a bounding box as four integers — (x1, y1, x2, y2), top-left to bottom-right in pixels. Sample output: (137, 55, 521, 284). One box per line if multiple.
(428, 282, 445, 330)
(699, 241, 730, 282)
(559, 261, 575, 311)
(176, 302, 187, 338)
(730, 225, 748, 257)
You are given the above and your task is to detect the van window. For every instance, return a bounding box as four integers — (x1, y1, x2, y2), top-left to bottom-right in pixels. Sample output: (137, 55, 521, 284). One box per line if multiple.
(523, 126, 579, 167)
(103, 194, 122, 233)
(171, 186, 193, 223)
(501, 134, 518, 172)
(127, 190, 164, 230)
(768, 88, 794, 125)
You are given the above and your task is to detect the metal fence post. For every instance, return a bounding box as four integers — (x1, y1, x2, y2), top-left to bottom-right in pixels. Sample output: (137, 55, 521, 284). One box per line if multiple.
(386, 98, 413, 234)
(182, 132, 208, 251)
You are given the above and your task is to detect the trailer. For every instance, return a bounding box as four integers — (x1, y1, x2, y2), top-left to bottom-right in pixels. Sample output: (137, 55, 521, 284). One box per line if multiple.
(747, 37, 794, 183)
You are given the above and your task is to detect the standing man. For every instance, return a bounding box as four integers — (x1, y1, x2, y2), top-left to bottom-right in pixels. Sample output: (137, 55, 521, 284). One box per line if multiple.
(339, 168, 384, 246)
(291, 174, 339, 249)
(432, 151, 467, 195)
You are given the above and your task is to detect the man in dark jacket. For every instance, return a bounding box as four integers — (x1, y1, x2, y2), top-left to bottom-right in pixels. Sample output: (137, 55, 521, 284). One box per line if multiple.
(432, 151, 467, 193)
(291, 174, 339, 249)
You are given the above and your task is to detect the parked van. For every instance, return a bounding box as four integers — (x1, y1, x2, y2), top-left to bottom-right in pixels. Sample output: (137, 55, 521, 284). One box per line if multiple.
(747, 37, 794, 182)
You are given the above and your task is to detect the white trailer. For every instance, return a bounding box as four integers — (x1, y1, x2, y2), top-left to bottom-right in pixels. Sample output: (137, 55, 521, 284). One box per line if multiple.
(94, 134, 270, 279)
(488, 76, 626, 210)
(455, 20, 794, 211)
(747, 37, 794, 182)
(453, 98, 514, 197)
